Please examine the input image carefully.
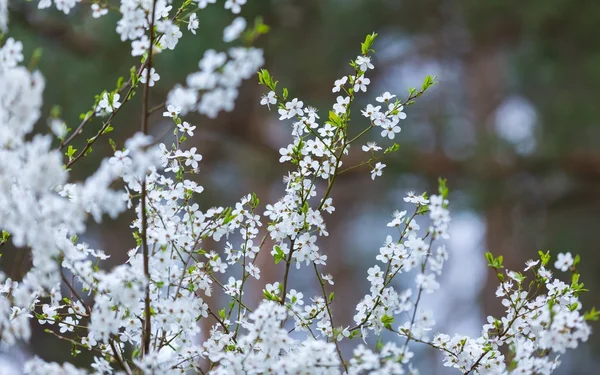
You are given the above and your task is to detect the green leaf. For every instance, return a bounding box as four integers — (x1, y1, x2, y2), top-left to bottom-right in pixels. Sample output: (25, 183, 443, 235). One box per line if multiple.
(50, 105, 62, 118)
(538, 250, 551, 266)
(257, 69, 270, 86)
(361, 32, 378, 55)
(569, 302, 579, 311)
(301, 201, 309, 214)
(30, 48, 43, 68)
(511, 271, 525, 284)
(273, 246, 286, 264)
(101, 125, 114, 135)
(132, 231, 141, 246)
(381, 314, 394, 330)
(421, 74, 437, 91)
(263, 290, 275, 301)
(250, 192, 260, 208)
(383, 143, 399, 154)
(256, 24, 270, 34)
(584, 307, 600, 321)
(283, 87, 289, 101)
(66, 145, 77, 159)
(328, 110, 342, 127)
(485, 252, 504, 268)
(438, 177, 449, 199)
(254, 17, 270, 35)
(221, 207, 235, 224)
(79, 110, 93, 121)
(416, 205, 430, 215)
(130, 65, 138, 85)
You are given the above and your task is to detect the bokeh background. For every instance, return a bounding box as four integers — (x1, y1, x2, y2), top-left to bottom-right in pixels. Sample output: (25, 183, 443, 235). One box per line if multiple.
(2, 0, 600, 373)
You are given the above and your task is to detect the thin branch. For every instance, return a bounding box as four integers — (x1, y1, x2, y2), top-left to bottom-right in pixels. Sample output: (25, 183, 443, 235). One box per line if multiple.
(60, 267, 91, 316)
(401, 236, 435, 356)
(109, 339, 134, 375)
(313, 264, 347, 372)
(149, 102, 166, 116)
(140, 0, 158, 358)
(59, 63, 144, 151)
(280, 238, 296, 305)
(63, 63, 147, 168)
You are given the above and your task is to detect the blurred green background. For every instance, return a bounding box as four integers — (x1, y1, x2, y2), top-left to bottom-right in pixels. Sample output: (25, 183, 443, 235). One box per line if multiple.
(3, 0, 600, 373)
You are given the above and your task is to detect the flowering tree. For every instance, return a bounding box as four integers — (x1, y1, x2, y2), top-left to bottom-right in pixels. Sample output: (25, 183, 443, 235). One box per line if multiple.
(0, 1, 596, 374)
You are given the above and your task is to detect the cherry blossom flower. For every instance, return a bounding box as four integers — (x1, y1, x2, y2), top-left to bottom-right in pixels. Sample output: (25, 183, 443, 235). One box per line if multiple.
(332, 76, 347, 92)
(96, 92, 121, 114)
(278, 98, 304, 119)
(555, 252, 574, 272)
(376, 91, 396, 103)
(353, 75, 370, 92)
(381, 118, 401, 139)
(371, 162, 386, 180)
(223, 17, 246, 42)
(362, 141, 382, 152)
(196, 0, 217, 9)
(90, 4, 108, 18)
(404, 191, 429, 205)
(524, 259, 540, 271)
(163, 104, 181, 118)
(260, 91, 277, 109)
(224, 0, 246, 14)
(188, 13, 199, 34)
(356, 55, 374, 71)
(139, 67, 160, 87)
(177, 121, 196, 136)
(333, 96, 349, 115)
(362, 103, 381, 119)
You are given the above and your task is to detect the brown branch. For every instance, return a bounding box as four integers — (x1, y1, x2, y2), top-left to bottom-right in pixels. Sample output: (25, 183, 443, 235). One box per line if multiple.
(140, 0, 158, 358)
(63, 62, 147, 168)
(59, 64, 143, 152)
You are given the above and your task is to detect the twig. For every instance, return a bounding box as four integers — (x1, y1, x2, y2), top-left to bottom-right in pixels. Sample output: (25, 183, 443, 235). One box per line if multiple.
(140, 0, 158, 358)
(314, 264, 347, 372)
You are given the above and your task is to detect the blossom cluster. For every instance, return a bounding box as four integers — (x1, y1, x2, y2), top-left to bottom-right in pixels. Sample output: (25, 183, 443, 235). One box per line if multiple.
(168, 46, 264, 119)
(431, 251, 592, 374)
(0, 2, 595, 375)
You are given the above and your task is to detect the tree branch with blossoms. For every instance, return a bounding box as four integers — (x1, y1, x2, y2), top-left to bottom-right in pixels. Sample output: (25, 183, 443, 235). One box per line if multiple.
(0, 2, 597, 374)
(139, 0, 158, 359)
